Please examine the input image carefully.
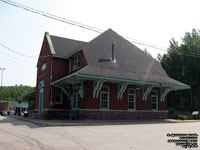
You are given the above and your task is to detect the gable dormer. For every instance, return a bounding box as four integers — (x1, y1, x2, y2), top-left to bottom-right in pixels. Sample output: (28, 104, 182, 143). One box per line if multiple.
(69, 50, 87, 73)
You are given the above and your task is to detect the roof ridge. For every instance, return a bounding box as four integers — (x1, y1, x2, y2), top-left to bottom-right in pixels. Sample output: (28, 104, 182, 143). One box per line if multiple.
(50, 34, 88, 43)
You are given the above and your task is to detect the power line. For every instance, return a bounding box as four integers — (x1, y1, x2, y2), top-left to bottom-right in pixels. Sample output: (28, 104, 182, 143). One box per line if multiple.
(0, 54, 36, 67)
(0, 0, 170, 53)
(0, 43, 37, 58)
(0, 0, 103, 34)
(2, 0, 200, 59)
(0, 0, 172, 53)
(0, 50, 36, 64)
(0, 42, 51, 59)
(130, 40, 168, 52)
(125, 36, 168, 50)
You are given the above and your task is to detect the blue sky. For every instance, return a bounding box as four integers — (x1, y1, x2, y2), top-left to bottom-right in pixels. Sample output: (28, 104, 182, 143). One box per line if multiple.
(0, 0, 200, 86)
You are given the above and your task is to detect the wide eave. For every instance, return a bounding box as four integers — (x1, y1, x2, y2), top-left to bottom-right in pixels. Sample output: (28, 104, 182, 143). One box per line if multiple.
(52, 67, 190, 90)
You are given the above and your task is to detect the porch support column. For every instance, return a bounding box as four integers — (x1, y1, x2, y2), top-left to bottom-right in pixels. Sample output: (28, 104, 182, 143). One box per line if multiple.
(160, 88, 170, 101)
(93, 80, 105, 98)
(143, 86, 153, 101)
(117, 83, 129, 99)
(78, 82, 84, 98)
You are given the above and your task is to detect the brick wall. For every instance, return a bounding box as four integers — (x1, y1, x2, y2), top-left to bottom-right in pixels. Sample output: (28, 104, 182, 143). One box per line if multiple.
(80, 81, 100, 109)
(0, 102, 9, 111)
(35, 35, 88, 112)
(35, 35, 51, 110)
(51, 86, 71, 109)
(52, 57, 69, 81)
(79, 81, 168, 111)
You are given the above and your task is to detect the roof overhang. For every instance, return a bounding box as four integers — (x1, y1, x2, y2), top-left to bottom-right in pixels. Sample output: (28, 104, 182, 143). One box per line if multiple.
(52, 73, 190, 90)
(46, 32, 56, 55)
(18, 89, 36, 101)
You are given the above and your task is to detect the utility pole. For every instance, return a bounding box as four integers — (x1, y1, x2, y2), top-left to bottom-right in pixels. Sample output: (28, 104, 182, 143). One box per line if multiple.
(0, 68, 5, 101)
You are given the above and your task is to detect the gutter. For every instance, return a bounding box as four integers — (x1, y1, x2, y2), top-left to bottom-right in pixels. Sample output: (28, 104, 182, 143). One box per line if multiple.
(51, 71, 190, 90)
(76, 73, 190, 90)
(51, 72, 78, 85)
(49, 54, 54, 106)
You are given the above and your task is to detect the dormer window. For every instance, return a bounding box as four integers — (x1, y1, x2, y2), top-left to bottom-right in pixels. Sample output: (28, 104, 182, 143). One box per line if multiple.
(40, 63, 46, 76)
(73, 54, 80, 70)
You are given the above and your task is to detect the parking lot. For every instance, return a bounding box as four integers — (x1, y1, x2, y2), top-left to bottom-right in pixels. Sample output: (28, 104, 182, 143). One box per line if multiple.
(0, 116, 199, 150)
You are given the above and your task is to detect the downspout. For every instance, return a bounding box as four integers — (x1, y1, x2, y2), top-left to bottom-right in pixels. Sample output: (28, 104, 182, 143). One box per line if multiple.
(69, 59, 71, 73)
(49, 54, 54, 106)
(67, 58, 72, 108)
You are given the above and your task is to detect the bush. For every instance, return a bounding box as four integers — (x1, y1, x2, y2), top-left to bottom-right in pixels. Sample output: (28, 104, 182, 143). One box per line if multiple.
(170, 114, 179, 119)
(168, 107, 177, 115)
(178, 115, 188, 120)
(168, 108, 193, 120)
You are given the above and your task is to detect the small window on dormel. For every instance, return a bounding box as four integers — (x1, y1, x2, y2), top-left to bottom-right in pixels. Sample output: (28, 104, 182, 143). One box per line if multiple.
(73, 54, 80, 70)
(40, 63, 46, 76)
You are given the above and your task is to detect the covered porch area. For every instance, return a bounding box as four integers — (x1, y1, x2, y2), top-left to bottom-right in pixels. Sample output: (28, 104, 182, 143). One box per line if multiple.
(51, 72, 190, 120)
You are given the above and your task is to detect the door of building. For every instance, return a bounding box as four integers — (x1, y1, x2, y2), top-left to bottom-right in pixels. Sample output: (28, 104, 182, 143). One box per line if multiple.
(38, 81, 44, 115)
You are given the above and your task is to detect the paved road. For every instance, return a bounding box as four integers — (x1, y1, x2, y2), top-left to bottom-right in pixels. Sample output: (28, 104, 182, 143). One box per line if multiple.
(0, 116, 199, 150)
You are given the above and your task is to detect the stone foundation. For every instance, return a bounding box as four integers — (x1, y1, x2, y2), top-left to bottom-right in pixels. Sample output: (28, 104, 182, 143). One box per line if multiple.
(30, 109, 168, 120)
(31, 109, 67, 119)
(79, 109, 168, 120)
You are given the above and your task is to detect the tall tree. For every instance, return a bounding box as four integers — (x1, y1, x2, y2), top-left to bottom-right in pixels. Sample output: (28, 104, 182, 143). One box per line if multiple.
(159, 29, 200, 110)
(0, 85, 34, 101)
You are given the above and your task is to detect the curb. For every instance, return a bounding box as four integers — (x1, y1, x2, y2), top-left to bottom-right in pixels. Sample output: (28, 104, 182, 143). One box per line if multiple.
(6, 116, 200, 127)
(7, 115, 44, 127)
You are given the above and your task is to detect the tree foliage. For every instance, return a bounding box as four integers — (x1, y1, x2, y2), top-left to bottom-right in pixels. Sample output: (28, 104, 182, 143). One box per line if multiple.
(159, 29, 200, 110)
(0, 85, 34, 101)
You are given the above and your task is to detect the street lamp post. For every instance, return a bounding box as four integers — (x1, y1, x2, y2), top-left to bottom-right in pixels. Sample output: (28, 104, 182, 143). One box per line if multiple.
(0, 68, 5, 101)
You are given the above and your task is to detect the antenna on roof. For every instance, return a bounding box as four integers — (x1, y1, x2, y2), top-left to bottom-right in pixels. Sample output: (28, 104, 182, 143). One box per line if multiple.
(112, 42, 116, 62)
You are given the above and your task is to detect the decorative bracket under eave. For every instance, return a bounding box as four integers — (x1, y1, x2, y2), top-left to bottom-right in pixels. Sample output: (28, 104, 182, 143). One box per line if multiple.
(117, 83, 129, 99)
(143, 86, 153, 101)
(93, 80, 105, 98)
(160, 88, 171, 101)
(61, 87, 70, 99)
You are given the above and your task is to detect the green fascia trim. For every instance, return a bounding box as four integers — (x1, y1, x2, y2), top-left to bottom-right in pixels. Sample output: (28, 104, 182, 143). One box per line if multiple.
(161, 83, 190, 89)
(76, 73, 190, 89)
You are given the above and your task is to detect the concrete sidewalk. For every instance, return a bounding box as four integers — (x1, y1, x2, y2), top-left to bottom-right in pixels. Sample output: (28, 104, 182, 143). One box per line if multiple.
(7, 115, 200, 127)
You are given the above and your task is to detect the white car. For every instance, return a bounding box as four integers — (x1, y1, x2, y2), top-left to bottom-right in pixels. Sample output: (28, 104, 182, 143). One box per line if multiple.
(0, 111, 8, 116)
(8, 111, 15, 115)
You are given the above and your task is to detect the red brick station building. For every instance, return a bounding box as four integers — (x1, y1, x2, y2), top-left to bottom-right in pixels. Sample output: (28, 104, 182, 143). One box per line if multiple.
(29, 29, 189, 119)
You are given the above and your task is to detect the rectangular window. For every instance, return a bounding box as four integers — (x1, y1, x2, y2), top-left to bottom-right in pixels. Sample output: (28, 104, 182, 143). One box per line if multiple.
(100, 86, 109, 109)
(40, 63, 46, 76)
(73, 54, 80, 70)
(128, 88, 136, 109)
(55, 88, 62, 104)
(151, 91, 158, 110)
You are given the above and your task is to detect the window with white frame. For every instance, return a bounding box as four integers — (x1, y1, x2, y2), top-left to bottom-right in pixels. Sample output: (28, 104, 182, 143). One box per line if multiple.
(100, 86, 109, 109)
(40, 63, 46, 76)
(128, 88, 136, 109)
(55, 88, 62, 104)
(73, 54, 80, 70)
(151, 91, 158, 110)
